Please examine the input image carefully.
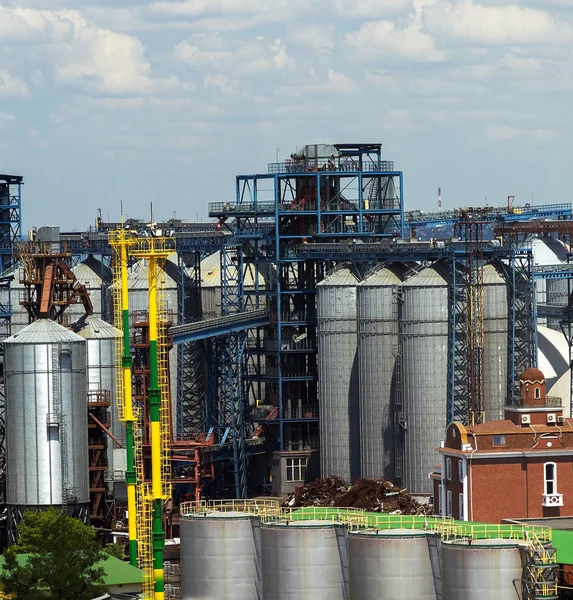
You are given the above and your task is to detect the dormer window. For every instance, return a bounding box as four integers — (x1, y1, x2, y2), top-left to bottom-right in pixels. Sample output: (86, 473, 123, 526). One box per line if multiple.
(492, 435, 506, 446)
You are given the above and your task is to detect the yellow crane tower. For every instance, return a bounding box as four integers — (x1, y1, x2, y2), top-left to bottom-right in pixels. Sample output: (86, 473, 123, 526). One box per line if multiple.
(110, 229, 176, 600)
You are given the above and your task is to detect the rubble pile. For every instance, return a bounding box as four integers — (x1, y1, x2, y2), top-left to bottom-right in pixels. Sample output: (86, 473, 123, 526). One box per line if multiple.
(284, 477, 431, 515)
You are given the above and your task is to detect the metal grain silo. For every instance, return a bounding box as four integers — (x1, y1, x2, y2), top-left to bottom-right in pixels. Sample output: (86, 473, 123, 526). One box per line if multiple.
(546, 278, 569, 331)
(4, 319, 89, 525)
(70, 255, 112, 321)
(180, 512, 261, 600)
(73, 315, 125, 497)
(483, 264, 508, 421)
(348, 530, 438, 600)
(401, 264, 449, 495)
(261, 521, 344, 600)
(317, 267, 359, 482)
(357, 264, 406, 480)
(442, 539, 524, 600)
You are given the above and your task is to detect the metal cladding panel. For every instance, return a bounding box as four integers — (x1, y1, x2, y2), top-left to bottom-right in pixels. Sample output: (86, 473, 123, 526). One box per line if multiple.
(76, 317, 125, 478)
(261, 524, 344, 600)
(180, 515, 259, 600)
(318, 268, 359, 482)
(358, 267, 404, 480)
(5, 330, 89, 506)
(442, 542, 523, 600)
(401, 267, 448, 494)
(483, 265, 508, 421)
(348, 531, 437, 600)
(547, 279, 569, 330)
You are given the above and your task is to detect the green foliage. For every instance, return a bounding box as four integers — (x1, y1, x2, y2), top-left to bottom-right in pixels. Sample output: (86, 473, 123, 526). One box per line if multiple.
(104, 542, 125, 560)
(1, 508, 106, 600)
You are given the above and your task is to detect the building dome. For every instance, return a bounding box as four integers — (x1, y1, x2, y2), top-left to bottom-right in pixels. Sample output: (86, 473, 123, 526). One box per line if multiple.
(519, 367, 546, 384)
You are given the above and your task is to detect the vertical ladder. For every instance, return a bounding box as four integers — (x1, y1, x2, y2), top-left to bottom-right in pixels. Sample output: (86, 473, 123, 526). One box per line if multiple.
(51, 346, 70, 509)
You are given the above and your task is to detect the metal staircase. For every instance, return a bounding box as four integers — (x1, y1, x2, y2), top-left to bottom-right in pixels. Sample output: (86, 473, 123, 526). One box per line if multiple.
(523, 531, 558, 599)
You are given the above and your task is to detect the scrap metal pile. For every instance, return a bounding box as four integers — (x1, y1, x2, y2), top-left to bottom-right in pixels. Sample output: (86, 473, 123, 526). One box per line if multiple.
(284, 477, 431, 515)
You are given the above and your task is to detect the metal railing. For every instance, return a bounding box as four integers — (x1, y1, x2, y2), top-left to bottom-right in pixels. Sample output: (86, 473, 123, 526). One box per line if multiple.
(268, 159, 395, 174)
(180, 499, 281, 517)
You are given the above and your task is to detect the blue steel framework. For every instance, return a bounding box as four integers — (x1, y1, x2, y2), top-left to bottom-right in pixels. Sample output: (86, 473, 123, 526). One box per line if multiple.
(210, 144, 404, 456)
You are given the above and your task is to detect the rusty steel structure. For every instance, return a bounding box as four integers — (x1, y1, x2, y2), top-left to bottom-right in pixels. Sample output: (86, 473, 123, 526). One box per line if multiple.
(16, 241, 93, 323)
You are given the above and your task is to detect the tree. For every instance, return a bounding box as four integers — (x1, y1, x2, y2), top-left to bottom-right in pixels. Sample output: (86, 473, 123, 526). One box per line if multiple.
(1, 508, 106, 600)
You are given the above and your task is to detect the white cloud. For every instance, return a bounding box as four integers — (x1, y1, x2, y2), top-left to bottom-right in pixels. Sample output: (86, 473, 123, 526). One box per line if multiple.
(173, 41, 232, 66)
(423, 1, 573, 46)
(0, 8, 74, 44)
(0, 71, 29, 97)
(347, 19, 447, 62)
(483, 124, 560, 143)
(288, 24, 335, 55)
(333, 0, 411, 18)
(204, 74, 239, 95)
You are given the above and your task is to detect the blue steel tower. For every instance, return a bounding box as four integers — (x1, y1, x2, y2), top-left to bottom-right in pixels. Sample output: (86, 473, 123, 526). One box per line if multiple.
(210, 143, 403, 482)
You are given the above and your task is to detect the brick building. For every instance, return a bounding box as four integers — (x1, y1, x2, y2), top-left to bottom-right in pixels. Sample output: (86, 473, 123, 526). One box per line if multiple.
(431, 368, 573, 523)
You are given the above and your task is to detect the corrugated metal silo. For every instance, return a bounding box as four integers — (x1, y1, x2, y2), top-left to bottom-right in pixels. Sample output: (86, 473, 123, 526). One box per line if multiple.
(348, 530, 438, 599)
(70, 255, 112, 321)
(317, 267, 359, 482)
(180, 512, 261, 600)
(442, 539, 524, 599)
(73, 315, 125, 497)
(483, 263, 508, 421)
(358, 264, 405, 480)
(546, 279, 569, 331)
(401, 265, 449, 494)
(4, 319, 89, 516)
(261, 521, 344, 600)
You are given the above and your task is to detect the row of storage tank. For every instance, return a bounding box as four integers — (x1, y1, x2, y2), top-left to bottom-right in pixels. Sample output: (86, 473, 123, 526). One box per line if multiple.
(317, 262, 509, 493)
(4, 315, 124, 512)
(180, 509, 536, 600)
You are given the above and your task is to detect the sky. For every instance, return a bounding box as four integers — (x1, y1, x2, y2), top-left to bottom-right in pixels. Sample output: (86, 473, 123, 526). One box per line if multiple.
(1, 0, 572, 231)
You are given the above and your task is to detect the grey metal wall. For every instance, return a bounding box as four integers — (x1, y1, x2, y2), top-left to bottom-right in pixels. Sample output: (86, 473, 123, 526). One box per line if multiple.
(358, 265, 404, 480)
(442, 540, 523, 600)
(348, 530, 437, 600)
(74, 315, 125, 493)
(401, 266, 449, 494)
(261, 522, 344, 600)
(483, 264, 509, 421)
(4, 319, 89, 507)
(546, 278, 569, 330)
(317, 268, 359, 482)
(180, 514, 260, 600)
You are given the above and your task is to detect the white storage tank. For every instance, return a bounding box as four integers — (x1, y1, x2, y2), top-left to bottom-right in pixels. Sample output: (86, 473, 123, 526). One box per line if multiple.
(261, 521, 344, 600)
(73, 315, 125, 497)
(401, 264, 449, 494)
(70, 255, 112, 321)
(180, 511, 261, 600)
(442, 539, 524, 600)
(483, 263, 508, 421)
(317, 267, 359, 482)
(357, 264, 406, 480)
(4, 319, 89, 520)
(348, 530, 438, 600)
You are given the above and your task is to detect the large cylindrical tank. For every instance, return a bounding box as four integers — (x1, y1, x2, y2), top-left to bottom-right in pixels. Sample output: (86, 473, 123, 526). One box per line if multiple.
(4, 319, 89, 509)
(318, 267, 359, 482)
(261, 521, 344, 600)
(401, 265, 449, 494)
(348, 530, 437, 600)
(483, 264, 508, 421)
(442, 539, 524, 600)
(74, 315, 125, 496)
(180, 512, 260, 600)
(358, 265, 405, 480)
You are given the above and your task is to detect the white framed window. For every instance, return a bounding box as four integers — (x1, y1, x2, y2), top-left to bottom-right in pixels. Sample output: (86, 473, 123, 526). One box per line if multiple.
(535, 387, 541, 399)
(492, 435, 506, 446)
(286, 458, 307, 483)
(544, 462, 557, 496)
(438, 484, 444, 515)
(457, 460, 464, 482)
(446, 490, 452, 517)
(446, 458, 452, 481)
(459, 493, 464, 520)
